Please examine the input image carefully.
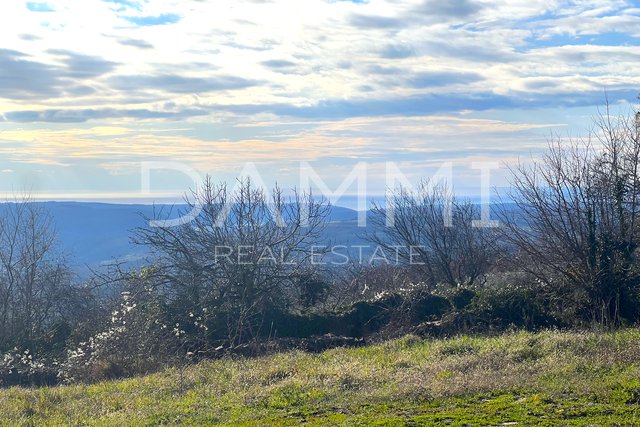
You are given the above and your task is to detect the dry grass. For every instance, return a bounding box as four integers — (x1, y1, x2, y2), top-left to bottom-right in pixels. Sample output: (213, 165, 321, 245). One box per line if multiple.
(2, 329, 640, 425)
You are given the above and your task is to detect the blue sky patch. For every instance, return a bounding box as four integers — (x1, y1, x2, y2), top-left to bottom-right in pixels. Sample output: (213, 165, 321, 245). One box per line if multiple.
(103, 0, 142, 11)
(26, 2, 54, 12)
(526, 32, 639, 50)
(124, 13, 181, 26)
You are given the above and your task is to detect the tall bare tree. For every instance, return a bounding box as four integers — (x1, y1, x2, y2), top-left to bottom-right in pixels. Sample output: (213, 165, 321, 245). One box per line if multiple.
(0, 197, 73, 350)
(134, 178, 330, 346)
(368, 180, 499, 288)
(499, 106, 640, 325)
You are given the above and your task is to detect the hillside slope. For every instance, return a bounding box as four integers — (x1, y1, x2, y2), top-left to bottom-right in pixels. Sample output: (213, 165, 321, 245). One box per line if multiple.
(2, 329, 640, 426)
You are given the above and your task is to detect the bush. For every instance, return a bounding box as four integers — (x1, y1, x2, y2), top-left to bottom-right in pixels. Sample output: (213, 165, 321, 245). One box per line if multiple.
(465, 285, 558, 331)
(415, 284, 558, 337)
(260, 284, 451, 340)
(0, 348, 59, 387)
(60, 285, 181, 383)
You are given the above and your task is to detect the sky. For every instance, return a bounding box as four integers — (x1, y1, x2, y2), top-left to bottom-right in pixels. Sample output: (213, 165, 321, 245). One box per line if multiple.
(0, 0, 639, 204)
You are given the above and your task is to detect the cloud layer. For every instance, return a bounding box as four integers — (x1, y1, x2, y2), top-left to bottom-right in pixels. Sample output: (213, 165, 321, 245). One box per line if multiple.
(0, 0, 638, 199)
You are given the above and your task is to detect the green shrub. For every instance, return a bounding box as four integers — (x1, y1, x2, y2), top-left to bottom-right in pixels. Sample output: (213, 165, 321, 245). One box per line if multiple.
(463, 285, 558, 331)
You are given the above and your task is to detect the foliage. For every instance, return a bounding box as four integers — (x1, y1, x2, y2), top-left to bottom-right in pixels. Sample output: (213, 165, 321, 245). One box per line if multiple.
(461, 284, 559, 331)
(0, 347, 58, 387)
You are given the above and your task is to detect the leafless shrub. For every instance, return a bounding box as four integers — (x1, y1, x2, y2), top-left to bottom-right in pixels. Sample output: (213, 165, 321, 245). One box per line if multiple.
(498, 104, 640, 326)
(0, 196, 75, 350)
(368, 180, 500, 288)
(133, 177, 330, 347)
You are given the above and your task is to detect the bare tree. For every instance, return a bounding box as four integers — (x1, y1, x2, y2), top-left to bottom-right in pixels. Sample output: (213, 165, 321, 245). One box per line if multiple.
(499, 105, 640, 326)
(0, 197, 73, 350)
(133, 178, 330, 347)
(367, 180, 499, 288)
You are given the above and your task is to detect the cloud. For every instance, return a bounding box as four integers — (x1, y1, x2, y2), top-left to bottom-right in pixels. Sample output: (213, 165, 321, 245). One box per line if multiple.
(407, 71, 484, 88)
(48, 49, 118, 78)
(123, 13, 181, 26)
(19, 34, 41, 41)
(116, 37, 154, 49)
(368, 68, 485, 90)
(423, 38, 518, 62)
(217, 89, 638, 120)
(260, 59, 301, 74)
(110, 74, 258, 94)
(3, 107, 209, 123)
(0, 49, 65, 99)
(0, 114, 561, 196)
(348, 14, 403, 29)
(350, 0, 484, 30)
(0, 49, 118, 100)
(365, 65, 403, 75)
(103, 0, 142, 10)
(414, 0, 484, 19)
(261, 59, 297, 68)
(379, 43, 415, 59)
(3, 0, 640, 197)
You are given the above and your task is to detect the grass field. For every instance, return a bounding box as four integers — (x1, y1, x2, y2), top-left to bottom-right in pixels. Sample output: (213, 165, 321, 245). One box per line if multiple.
(2, 329, 640, 426)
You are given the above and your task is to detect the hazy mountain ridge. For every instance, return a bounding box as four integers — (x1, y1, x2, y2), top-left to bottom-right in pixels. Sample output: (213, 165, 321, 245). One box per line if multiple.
(0, 202, 513, 274)
(9, 202, 367, 273)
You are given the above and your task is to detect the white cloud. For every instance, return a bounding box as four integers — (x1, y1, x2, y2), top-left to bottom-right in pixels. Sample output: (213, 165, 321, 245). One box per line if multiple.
(0, 0, 638, 195)
(0, 0, 637, 112)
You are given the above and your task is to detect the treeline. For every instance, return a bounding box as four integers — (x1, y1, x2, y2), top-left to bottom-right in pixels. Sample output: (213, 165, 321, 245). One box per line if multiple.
(2, 106, 640, 386)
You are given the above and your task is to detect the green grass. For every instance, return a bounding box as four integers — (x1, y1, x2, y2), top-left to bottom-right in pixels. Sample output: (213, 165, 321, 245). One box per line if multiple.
(3, 329, 640, 425)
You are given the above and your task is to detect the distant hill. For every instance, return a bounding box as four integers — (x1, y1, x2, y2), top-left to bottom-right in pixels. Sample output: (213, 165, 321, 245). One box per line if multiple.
(21, 202, 370, 274)
(0, 202, 515, 276)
